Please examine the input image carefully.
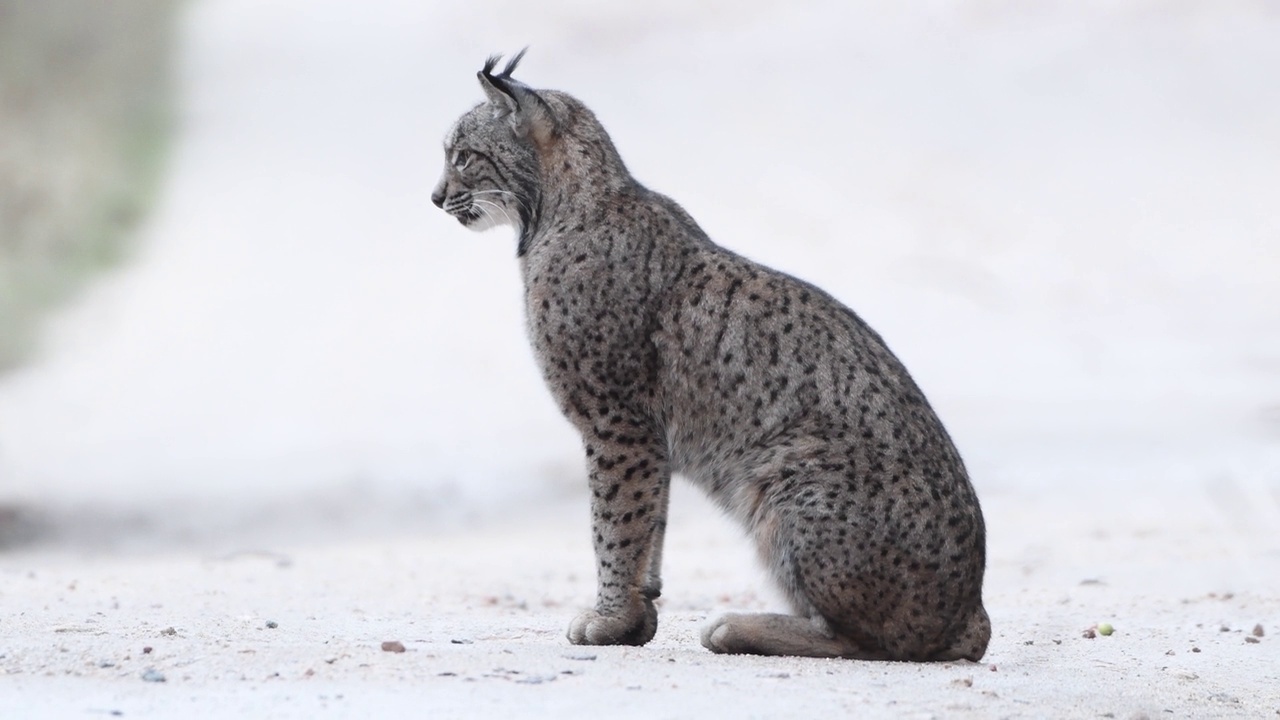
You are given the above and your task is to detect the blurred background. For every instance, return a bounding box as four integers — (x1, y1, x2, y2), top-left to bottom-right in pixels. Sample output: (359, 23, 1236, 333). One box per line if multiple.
(0, 0, 1277, 549)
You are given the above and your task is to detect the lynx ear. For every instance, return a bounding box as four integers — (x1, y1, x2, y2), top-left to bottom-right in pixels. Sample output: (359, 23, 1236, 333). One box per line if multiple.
(477, 49, 557, 145)
(478, 52, 521, 118)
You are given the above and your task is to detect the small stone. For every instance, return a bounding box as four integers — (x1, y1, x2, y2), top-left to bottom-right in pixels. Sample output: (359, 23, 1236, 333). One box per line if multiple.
(142, 646, 153, 654)
(1244, 636, 1259, 644)
(141, 668, 166, 683)
(450, 639, 472, 645)
(1191, 647, 1201, 653)
(381, 640, 406, 653)
(1252, 624, 1264, 638)
(1083, 628, 1097, 639)
(265, 620, 278, 629)
(160, 627, 176, 637)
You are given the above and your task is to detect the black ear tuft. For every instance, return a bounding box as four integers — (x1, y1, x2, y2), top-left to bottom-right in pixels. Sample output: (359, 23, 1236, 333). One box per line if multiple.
(479, 53, 517, 106)
(480, 48, 529, 86)
(477, 48, 553, 142)
(482, 54, 503, 77)
(500, 47, 528, 78)
(481, 48, 528, 82)
(479, 49, 528, 99)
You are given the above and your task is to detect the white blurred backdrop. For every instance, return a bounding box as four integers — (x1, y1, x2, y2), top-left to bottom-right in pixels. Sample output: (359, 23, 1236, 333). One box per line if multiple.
(1, 0, 1277, 543)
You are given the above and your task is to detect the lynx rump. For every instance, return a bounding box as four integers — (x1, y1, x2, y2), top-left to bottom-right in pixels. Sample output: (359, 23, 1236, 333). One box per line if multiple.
(431, 51, 990, 661)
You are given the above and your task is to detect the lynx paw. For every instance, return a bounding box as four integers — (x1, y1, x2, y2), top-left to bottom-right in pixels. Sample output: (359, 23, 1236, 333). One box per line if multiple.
(567, 601, 657, 646)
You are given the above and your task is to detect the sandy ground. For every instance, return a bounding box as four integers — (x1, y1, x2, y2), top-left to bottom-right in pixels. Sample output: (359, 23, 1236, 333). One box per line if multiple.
(3, 484, 1279, 718)
(3, 1, 1280, 717)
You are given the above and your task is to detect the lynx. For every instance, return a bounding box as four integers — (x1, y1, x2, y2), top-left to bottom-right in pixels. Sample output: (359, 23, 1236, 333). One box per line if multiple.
(431, 51, 990, 661)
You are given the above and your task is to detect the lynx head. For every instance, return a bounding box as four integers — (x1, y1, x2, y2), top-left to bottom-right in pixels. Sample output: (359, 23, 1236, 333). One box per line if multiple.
(432, 51, 629, 256)
(431, 50, 556, 243)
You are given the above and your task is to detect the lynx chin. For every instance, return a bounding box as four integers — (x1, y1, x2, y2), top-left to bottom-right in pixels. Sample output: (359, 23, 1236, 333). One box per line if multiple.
(431, 51, 990, 661)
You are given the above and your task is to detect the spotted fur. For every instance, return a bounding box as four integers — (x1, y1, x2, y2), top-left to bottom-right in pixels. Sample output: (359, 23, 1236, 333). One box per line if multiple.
(432, 52, 990, 661)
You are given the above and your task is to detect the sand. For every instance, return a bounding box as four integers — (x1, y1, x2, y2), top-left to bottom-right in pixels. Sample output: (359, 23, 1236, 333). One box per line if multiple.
(4, 482, 1278, 718)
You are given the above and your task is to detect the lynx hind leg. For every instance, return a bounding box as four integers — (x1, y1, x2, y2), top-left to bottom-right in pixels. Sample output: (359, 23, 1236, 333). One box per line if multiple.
(701, 613, 884, 660)
(930, 605, 991, 662)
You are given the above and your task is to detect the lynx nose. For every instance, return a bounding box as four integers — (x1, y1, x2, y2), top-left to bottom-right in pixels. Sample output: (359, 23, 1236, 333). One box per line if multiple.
(431, 187, 446, 208)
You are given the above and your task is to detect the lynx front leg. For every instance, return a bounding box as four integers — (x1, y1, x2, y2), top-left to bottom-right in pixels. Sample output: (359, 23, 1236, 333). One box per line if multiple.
(568, 424, 670, 646)
(641, 477, 670, 601)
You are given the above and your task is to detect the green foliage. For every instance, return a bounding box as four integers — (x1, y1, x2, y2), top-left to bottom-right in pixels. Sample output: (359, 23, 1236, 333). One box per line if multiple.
(0, 0, 178, 371)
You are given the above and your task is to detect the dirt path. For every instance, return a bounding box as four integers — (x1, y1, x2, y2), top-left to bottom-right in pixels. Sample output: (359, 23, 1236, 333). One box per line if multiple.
(4, 484, 1279, 718)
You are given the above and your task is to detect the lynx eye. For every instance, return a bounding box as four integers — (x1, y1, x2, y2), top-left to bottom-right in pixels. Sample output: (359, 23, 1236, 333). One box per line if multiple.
(452, 149, 473, 171)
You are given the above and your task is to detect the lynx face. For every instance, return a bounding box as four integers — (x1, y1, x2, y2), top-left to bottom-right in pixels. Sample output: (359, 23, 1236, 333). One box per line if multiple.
(431, 53, 544, 240)
(431, 110, 530, 233)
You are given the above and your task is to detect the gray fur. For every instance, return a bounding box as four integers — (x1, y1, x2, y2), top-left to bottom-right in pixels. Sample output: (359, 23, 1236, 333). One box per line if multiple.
(432, 53, 990, 662)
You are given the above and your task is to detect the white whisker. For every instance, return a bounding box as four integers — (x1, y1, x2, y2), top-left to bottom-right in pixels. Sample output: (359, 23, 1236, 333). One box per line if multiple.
(473, 189, 529, 217)
(472, 197, 516, 229)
